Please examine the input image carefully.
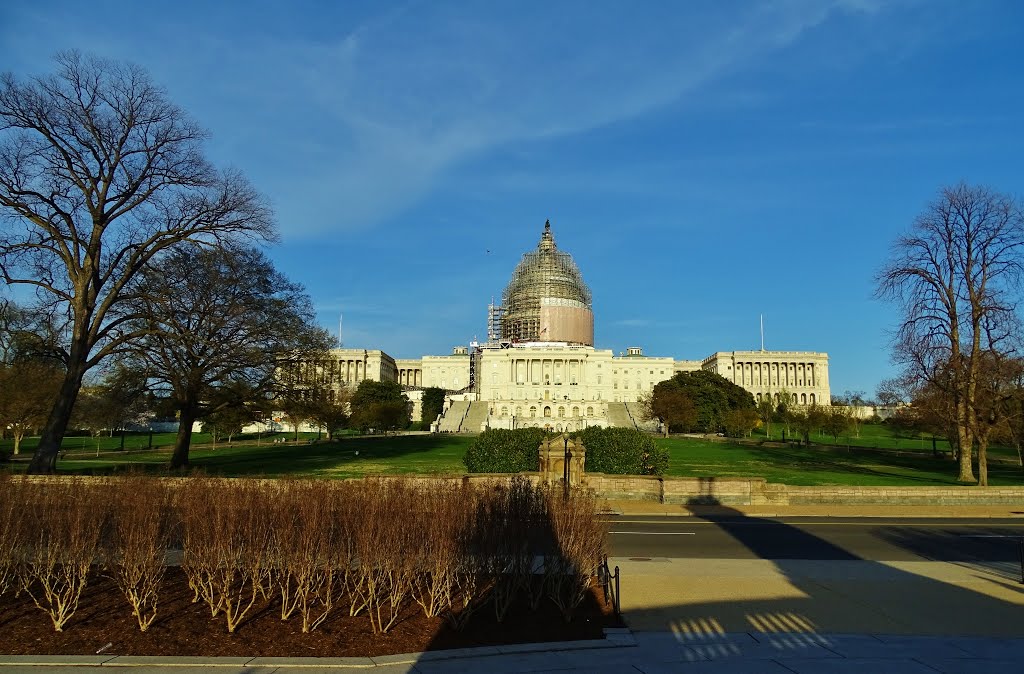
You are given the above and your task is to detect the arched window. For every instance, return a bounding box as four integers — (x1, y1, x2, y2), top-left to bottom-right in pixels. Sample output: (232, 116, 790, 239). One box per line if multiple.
(529, 406, 537, 418)
(543, 406, 552, 418)
(515, 406, 522, 416)
(587, 406, 594, 416)
(809, 394, 816, 404)
(558, 407, 565, 418)
(801, 393, 807, 404)
(572, 406, 580, 416)
(792, 393, 798, 404)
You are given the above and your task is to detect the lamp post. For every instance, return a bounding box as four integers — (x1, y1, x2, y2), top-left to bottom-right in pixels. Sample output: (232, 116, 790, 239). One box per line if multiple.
(563, 436, 570, 499)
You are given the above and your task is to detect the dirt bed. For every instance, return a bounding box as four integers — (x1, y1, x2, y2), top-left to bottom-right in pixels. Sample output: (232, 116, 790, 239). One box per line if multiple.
(0, 569, 619, 657)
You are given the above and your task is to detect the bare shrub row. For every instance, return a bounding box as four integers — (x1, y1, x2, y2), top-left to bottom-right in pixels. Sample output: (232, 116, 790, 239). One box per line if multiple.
(0, 473, 606, 634)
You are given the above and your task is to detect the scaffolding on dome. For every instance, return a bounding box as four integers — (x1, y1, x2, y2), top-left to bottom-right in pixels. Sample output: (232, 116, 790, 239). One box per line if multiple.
(500, 220, 594, 345)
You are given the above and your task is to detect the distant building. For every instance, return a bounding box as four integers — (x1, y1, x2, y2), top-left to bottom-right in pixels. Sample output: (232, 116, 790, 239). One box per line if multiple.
(309, 221, 830, 432)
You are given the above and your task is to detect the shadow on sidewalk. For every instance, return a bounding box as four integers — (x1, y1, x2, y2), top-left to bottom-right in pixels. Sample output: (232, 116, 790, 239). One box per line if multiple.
(617, 501, 1024, 650)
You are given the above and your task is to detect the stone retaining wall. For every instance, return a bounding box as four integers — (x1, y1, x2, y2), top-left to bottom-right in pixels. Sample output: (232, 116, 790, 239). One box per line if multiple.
(15, 473, 1024, 506)
(581, 473, 1024, 506)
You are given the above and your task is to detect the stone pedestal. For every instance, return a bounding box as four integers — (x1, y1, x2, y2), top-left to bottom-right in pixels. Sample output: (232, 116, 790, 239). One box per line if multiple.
(538, 434, 586, 487)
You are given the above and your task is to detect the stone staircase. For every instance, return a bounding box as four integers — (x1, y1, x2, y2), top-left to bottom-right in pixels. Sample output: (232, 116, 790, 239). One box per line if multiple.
(436, 400, 470, 433)
(605, 402, 636, 429)
(626, 402, 659, 431)
(461, 401, 489, 433)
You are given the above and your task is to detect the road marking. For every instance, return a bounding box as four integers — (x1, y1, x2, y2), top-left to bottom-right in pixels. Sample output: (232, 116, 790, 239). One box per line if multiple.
(601, 520, 1024, 527)
(609, 531, 696, 535)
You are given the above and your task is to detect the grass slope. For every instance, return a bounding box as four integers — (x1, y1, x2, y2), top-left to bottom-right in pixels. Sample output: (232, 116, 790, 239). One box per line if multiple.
(18, 434, 474, 478)
(4, 424, 1022, 486)
(661, 437, 1024, 486)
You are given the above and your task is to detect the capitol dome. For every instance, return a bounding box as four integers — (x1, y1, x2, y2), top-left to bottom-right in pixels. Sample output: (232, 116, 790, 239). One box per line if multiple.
(500, 220, 594, 345)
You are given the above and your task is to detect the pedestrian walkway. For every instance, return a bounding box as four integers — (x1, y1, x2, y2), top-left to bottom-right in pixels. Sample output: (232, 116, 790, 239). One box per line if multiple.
(3, 631, 1024, 672)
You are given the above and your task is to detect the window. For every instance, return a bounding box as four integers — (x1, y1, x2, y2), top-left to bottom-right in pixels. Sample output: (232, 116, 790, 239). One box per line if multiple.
(558, 407, 565, 418)
(572, 406, 580, 416)
(587, 406, 594, 416)
(543, 406, 552, 418)
(529, 406, 537, 417)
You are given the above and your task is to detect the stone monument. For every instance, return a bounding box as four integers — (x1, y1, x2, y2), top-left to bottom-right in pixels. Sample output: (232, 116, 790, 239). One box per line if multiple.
(538, 434, 586, 488)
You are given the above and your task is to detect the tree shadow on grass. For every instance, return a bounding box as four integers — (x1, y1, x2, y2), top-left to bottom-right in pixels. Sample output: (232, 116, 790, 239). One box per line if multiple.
(57, 434, 474, 477)
(758, 446, 1023, 485)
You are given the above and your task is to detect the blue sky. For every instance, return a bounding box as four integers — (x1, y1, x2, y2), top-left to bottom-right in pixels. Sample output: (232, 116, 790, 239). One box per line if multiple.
(3, 0, 1023, 398)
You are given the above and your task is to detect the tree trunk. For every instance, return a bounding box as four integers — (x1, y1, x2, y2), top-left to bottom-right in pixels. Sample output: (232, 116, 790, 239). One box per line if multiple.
(28, 361, 88, 474)
(977, 437, 989, 487)
(955, 409, 976, 483)
(978, 450, 988, 487)
(171, 405, 198, 470)
(12, 431, 23, 455)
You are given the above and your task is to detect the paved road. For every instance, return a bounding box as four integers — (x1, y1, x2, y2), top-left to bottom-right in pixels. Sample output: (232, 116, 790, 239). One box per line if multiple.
(605, 515, 1024, 565)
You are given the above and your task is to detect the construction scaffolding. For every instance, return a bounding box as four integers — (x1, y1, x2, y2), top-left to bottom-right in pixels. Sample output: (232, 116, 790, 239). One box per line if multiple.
(487, 300, 505, 343)
(500, 220, 594, 345)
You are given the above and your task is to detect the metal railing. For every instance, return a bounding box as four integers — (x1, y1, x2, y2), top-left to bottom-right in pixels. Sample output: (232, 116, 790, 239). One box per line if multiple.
(598, 555, 620, 616)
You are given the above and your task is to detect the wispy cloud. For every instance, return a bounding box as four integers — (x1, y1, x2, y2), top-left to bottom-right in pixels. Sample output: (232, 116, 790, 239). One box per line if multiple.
(214, 1, 883, 236)
(0, 1, 890, 238)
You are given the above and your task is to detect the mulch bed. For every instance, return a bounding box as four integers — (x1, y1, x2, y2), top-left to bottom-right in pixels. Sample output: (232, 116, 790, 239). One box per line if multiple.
(0, 569, 620, 657)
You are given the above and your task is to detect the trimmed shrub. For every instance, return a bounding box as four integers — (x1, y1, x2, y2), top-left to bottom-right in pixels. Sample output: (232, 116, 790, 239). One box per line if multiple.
(463, 428, 544, 473)
(575, 427, 668, 476)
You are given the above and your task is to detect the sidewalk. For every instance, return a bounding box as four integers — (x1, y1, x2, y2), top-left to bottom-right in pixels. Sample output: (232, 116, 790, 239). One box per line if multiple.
(3, 632, 1023, 672)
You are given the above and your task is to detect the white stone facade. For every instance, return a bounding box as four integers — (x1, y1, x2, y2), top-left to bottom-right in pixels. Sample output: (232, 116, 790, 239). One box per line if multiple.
(318, 343, 830, 430)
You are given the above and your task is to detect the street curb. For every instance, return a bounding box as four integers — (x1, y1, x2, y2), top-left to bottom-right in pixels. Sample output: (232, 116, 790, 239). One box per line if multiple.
(0, 627, 635, 668)
(602, 510, 1024, 518)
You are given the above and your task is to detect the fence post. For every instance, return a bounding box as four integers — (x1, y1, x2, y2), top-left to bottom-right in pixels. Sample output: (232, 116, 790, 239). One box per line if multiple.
(610, 561, 618, 614)
(1019, 537, 1024, 585)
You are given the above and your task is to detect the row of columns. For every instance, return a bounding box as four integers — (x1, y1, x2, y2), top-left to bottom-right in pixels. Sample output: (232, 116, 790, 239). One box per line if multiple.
(398, 369, 422, 387)
(510, 357, 586, 386)
(332, 357, 368, 384)
(736, 361, 817, 388)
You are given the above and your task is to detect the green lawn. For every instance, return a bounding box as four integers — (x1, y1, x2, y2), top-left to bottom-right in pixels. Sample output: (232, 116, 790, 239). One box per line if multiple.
(2, 431, 209, 455)
(661, 437, 1024, 486)
(755, 421, 1022, 461)
(4, 433, 474, 478)
(4, 424, 1022, 486)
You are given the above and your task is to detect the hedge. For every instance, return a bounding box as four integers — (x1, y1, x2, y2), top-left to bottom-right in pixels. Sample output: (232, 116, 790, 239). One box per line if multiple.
(463, 428, 544, 473)
(574, 427, 668, 476)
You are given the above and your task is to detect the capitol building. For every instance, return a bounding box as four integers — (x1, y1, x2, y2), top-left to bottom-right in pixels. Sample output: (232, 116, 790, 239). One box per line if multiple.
(325, 221, 830, 433)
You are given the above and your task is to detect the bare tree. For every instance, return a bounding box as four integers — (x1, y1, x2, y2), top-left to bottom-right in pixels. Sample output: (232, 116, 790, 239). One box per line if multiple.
(303, 384, 351, 441)
(0, 52, 274, 473)
(122, 244, 333, 469)
(876, 183, 1024, 483)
